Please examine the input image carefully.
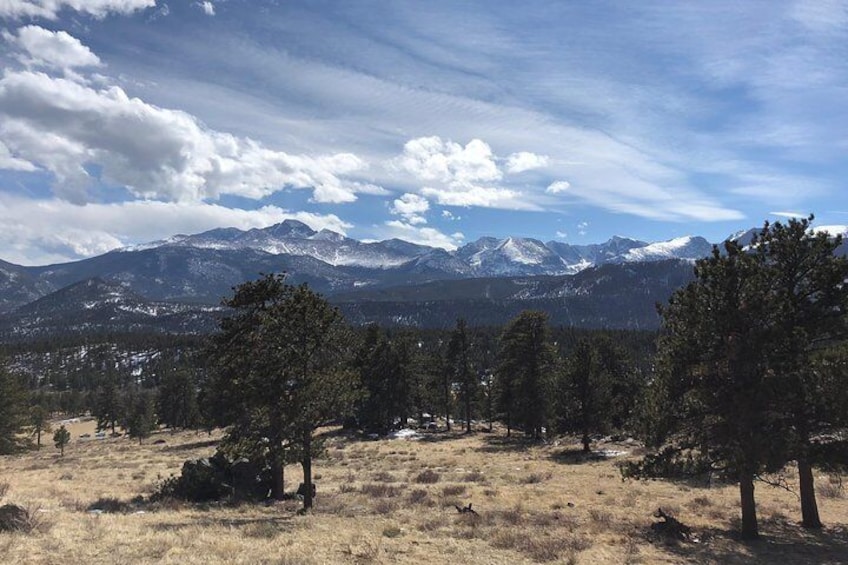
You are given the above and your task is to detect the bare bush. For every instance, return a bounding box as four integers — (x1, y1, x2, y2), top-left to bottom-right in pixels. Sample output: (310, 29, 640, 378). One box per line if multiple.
(406, 489, 433, 506)
(414, 469, 440, 484)
(0, 504, 51, 534)
(818, 476, 844, 499)
(359, 483, 402, 498)
(442, 484, 467, 497)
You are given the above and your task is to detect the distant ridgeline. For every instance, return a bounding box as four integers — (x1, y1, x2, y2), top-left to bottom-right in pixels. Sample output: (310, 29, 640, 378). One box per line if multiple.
(0, 220, 845, 337)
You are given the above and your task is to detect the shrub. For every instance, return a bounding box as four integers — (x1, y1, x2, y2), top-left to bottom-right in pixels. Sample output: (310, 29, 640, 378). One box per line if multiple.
(359, 483, 402, 498)
(414, 469, 440, 484)
(818, 476, 844, 499)
(0, 504, 50, 534)
(87, 497, 130, 513)
(442, 484, 466, 497)
(406, 489, 433, 506)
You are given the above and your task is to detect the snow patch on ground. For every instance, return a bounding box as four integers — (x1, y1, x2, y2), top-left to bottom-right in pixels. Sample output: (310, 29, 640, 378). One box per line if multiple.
(387, 428, 422, 440)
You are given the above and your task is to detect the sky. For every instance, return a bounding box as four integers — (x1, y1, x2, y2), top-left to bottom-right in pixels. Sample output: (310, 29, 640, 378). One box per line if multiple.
(0, 0, 847, 265)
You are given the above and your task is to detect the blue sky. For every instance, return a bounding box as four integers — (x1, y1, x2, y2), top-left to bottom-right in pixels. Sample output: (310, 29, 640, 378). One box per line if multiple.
(0, 0, 846, 265)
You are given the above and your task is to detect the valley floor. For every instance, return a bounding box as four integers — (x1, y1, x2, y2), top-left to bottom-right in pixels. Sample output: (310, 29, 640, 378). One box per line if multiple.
(1, 422, 847, 564)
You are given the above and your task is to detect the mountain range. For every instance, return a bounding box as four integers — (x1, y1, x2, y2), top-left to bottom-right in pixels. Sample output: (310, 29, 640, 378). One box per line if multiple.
(1, 220, 844, 337)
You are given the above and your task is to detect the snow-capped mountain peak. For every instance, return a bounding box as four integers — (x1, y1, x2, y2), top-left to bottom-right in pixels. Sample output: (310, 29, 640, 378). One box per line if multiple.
(622, 235, 712, 262)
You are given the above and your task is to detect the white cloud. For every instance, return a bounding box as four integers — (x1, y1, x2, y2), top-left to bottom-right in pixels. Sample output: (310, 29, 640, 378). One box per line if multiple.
(506, 151, 549, 173)
(442, 209, 460, 220)
(198, 1, 215, 16)
(390, 192, 429, 225)
(381, 220, 463, 251)
(395, 136, 502, 185)
(770, 210, 808, 219)
(0, 69, 378, 204)
(0, 140, 36, 171)
(391, 136, 549, 211)
(555, 230, 567, 239)
(0, 194, 351, 265)
(546, 180, 570, 194)
(577, 221, 588, 236)
(0, 0, 155, 20)
(3, 26, 101, 71)
(421, 184, 537, 210)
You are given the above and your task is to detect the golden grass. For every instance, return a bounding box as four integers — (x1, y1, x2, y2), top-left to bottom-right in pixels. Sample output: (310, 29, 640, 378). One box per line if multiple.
(1, 423, 847, 564)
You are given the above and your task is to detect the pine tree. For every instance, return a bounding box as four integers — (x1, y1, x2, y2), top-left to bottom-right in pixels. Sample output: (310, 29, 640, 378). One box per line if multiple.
(206, 275, 359, 509)
(496, 311, 556, 439)
(124, 389, 156, 444)
(157, 368, 200, 430)
(0, 364, 29, 454)
(29, 403, 51, 450)
(446, 319, 477, 433)
(753, 216, 848, 529)
(651, 241, 784, 540)
(53, 425, 70, 456)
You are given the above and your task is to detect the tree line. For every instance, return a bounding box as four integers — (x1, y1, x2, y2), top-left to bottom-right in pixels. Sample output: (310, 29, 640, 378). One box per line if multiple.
(1, 216, 847, 539)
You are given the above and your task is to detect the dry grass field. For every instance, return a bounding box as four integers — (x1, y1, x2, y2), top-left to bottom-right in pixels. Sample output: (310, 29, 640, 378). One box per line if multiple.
(2, 420, 848, 564)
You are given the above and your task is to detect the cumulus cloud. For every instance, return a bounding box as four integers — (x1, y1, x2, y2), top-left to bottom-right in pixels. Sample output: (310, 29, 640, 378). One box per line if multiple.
(0, 0, 155, 20)
(395, 136, 501, 185)
(0, 69, 379, 204)
(382, 220, 464, 251)
(392, 136, 551, 211)
(546, 180, 570, 194)
(390, 192, 429, 225)
(577, 221, 588, 236)
(3, 26, 101, 71)
(505, 151, 549, 173)
(0, 194, 351, 265)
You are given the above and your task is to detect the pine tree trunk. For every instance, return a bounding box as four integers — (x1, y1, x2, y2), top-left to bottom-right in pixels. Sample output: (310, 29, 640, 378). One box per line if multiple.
(465, 396, 472, 434)
(302, 432, 314, 510)
(798, 458, 822, 529)
(739, 469, 759, 540)
(445, 380, 451, 432)
(271, 453, 285, 501)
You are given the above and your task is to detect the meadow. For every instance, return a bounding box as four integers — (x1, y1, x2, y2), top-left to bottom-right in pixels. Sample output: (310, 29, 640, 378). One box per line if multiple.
(1, 419, 847, 564)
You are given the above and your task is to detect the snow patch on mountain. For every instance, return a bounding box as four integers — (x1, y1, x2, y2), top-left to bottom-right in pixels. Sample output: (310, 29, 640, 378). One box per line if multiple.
(621, 236, 712, 262)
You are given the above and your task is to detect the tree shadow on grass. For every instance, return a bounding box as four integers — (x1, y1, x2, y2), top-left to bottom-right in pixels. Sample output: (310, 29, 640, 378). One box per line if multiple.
(658, 520, 848, 564)
(150, 514, 297, 533)
(548, 447, 611, 465)
(161, 438, 219, 452)
(476, 434, 544, 453)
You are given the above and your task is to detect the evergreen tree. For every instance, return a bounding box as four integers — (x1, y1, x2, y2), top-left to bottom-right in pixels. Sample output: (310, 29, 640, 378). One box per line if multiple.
(206, 275, 359, 509)
(557, 336, 636, 451)
(446, 319, 477, 433)
(53, 424, 70, 456)
(753, 216, 848, 529)
(496, 311, 556, 439)
(650, 241, 784, 539)
(0, 364, 29, 454)
(354, 325, 409, 433)
(93, 376, 123, 434)
(124, 389, 156, 444)
(29, 402, 51, 450)
(157, 368, 200, 430)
